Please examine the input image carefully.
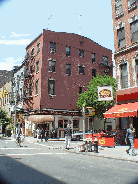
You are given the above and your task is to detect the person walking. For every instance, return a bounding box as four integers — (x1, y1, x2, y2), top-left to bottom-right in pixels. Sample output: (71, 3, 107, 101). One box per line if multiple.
(41, 128, 44, 142)
(125, 123, 136, 156)
(65, 124, 72, 150)
(37, 127, 40, 142)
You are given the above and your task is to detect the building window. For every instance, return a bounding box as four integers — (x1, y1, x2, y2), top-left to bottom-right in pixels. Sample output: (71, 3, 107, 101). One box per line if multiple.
(135, 60, 138, 86)
(50, 42, 56, 53)
(30, 64, 33, 74)
(118, 28, 125, 48)
(24, 67, 28, 77)
(103, 56, 108, 66)
(20, 88, 23, 99)
(79, 87, 82, 94)
(35, 79, 38, 95)
(131, 20, 138, 43)
(29, 83, 32, 96)
(66, 64, 71, 76)
(128, 0, 136, 8)
(66, 46, 71, 56)
(115, 0, 123, 15)
(36, 60, 39, 73)
(24, 85, 27, 97)
(49, 61, 56, 72)
(92, 69, 96, 77)
(73, 120, 79, 128)
(48, 79, 55, 95)
(79, 65, 85, 75)
(104, 70, 109, 76)
(79, 49, 84, 57)
(26, 51, 29, 59)
(120, 63, 128, 89)
(31, 47, 34, 57)
(92, 53, 96, 63)
(58, 120, 63, 128)
(37, 42, 40, 54)
(119, 117, 129, 130)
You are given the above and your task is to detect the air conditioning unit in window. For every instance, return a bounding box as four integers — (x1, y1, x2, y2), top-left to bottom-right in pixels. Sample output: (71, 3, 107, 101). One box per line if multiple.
(50, 48, 56, 53)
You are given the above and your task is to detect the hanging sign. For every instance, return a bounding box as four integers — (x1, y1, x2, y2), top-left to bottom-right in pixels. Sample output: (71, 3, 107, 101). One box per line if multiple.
(97, 86, 113, 101)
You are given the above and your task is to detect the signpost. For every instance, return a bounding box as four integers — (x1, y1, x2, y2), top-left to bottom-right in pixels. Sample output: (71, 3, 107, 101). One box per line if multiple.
(86, 107, 95, 137)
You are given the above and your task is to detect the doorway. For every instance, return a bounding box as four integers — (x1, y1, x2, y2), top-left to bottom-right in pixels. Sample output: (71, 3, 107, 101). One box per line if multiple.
(133, 117, 138, 138)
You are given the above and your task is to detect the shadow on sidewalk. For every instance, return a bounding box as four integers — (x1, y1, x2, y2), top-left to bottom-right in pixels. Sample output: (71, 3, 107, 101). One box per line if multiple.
(0, 156, 66, 184)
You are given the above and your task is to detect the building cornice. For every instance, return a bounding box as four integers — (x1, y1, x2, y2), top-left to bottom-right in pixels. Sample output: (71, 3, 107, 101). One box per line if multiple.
(114, 42, 138, 56)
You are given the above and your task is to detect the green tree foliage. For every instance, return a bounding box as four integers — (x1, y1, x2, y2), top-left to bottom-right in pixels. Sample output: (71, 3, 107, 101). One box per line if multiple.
(0, 108, 12, 125)
(77, 74, 117, 119)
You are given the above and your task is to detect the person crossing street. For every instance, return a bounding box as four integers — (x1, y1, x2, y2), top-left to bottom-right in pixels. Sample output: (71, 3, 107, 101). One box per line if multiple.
(65, 124, 72, 150)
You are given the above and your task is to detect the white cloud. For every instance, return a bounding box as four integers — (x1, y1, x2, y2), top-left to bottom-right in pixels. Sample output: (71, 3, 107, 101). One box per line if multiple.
(10, 32, 31, 38)
(1, 57, 23, 70)
(0, 39, 32, 45)
(2, 36, 5, 38)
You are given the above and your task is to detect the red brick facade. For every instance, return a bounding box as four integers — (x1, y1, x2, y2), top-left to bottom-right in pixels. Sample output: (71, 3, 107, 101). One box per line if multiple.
(23, 30, 112, 112)
(111, 0, 138, 143)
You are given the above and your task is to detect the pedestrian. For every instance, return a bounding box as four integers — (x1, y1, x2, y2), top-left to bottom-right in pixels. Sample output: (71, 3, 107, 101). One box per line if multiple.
(65, 124, 72, 150)
(45, 130, 49, 141)
(37, 127, 40, 142)
(41, 128, 44, 142)
(125, 123, 136, 156)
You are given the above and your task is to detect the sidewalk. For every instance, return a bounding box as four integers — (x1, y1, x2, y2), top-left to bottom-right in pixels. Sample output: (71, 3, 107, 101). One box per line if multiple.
(3, 136, 138, 162)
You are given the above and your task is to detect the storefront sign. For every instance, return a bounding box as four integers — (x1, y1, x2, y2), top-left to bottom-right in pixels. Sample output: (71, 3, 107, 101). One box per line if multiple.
(97, 86, 113, 101)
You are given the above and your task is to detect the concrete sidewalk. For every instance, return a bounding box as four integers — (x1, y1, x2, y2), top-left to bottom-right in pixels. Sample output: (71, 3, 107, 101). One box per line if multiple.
(3, 136, 138, 162)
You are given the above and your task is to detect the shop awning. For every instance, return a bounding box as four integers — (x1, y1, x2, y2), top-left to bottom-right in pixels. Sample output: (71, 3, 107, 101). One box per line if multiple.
(103, 102, 138, 118)
(28, 115, 54, 123)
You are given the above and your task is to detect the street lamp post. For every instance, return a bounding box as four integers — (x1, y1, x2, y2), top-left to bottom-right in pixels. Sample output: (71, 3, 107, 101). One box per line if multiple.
(82, 104, 85, 140)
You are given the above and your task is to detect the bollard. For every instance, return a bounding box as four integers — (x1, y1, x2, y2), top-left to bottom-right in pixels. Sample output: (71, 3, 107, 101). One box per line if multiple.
(93, 138, 98, 153)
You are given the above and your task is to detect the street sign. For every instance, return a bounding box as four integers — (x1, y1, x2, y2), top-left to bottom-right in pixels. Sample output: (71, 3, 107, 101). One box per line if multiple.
(86, 107, 95, 116)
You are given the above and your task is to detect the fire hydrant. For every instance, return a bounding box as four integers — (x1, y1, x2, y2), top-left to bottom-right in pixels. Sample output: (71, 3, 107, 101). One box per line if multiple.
(93, 138, 98, 153)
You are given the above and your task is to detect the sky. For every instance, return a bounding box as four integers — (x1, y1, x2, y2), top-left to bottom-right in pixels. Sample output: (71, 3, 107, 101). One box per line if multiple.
(0, 0, 114, 71)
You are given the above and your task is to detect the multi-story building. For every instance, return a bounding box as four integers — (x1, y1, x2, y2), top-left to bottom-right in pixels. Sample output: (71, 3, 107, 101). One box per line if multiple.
(11, 64, 25, 134)
(23, 29, 112, 137)
(104, 0, 138, 144)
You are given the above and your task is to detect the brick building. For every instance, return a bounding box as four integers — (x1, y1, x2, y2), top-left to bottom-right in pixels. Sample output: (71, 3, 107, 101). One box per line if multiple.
(23, 29, 112, 137)
(104, 0, 138, 144)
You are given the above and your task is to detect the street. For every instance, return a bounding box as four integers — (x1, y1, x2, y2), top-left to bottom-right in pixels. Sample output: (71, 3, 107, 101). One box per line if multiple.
(0, 138, 138, 184)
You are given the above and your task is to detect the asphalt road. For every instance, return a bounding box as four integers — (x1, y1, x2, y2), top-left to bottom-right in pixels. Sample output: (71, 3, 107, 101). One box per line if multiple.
(0, 138, 138, 184)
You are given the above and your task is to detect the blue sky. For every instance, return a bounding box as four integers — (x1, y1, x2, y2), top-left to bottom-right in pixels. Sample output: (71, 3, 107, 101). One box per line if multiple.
(0, 0, 114, 71)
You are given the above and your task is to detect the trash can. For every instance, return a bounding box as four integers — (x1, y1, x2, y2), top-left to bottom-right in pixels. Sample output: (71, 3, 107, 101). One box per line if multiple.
(93, 138, 98, 153)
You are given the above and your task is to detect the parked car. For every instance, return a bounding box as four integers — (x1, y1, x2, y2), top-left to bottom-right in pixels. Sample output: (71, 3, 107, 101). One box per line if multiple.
(72, 130, 93, 141)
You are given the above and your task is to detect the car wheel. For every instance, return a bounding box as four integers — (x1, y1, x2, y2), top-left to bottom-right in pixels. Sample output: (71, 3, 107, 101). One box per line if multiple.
(76, 136, 80, 141)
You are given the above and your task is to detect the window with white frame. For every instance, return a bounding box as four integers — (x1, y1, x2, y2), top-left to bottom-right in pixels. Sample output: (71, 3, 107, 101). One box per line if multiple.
(48, 79, 55, 95)
(120, 63, 128, 89)
(36, 60, 39, 73)
(115, 0, 123, 15)
(117, 27, 125, 48)
(35, 79, 38, 95)
(131, 20, 138, 43)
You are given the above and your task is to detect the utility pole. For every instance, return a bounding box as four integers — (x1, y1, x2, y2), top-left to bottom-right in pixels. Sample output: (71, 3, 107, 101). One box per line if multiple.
(14, 84, 17, 139)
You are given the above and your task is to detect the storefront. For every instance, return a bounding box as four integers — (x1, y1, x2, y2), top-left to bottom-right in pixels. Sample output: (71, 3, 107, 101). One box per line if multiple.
(27, 115, 54, 137)
(104, 102, 138, 147)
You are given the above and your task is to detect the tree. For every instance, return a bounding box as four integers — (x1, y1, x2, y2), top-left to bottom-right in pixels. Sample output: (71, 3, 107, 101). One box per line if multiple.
(0, 108, 12, 125)
(76, 74, 117, 119)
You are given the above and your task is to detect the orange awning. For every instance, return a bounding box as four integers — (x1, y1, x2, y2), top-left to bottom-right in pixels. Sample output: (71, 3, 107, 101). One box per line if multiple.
(103, 102, 138, 118)
(28, 115, 54, 123)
